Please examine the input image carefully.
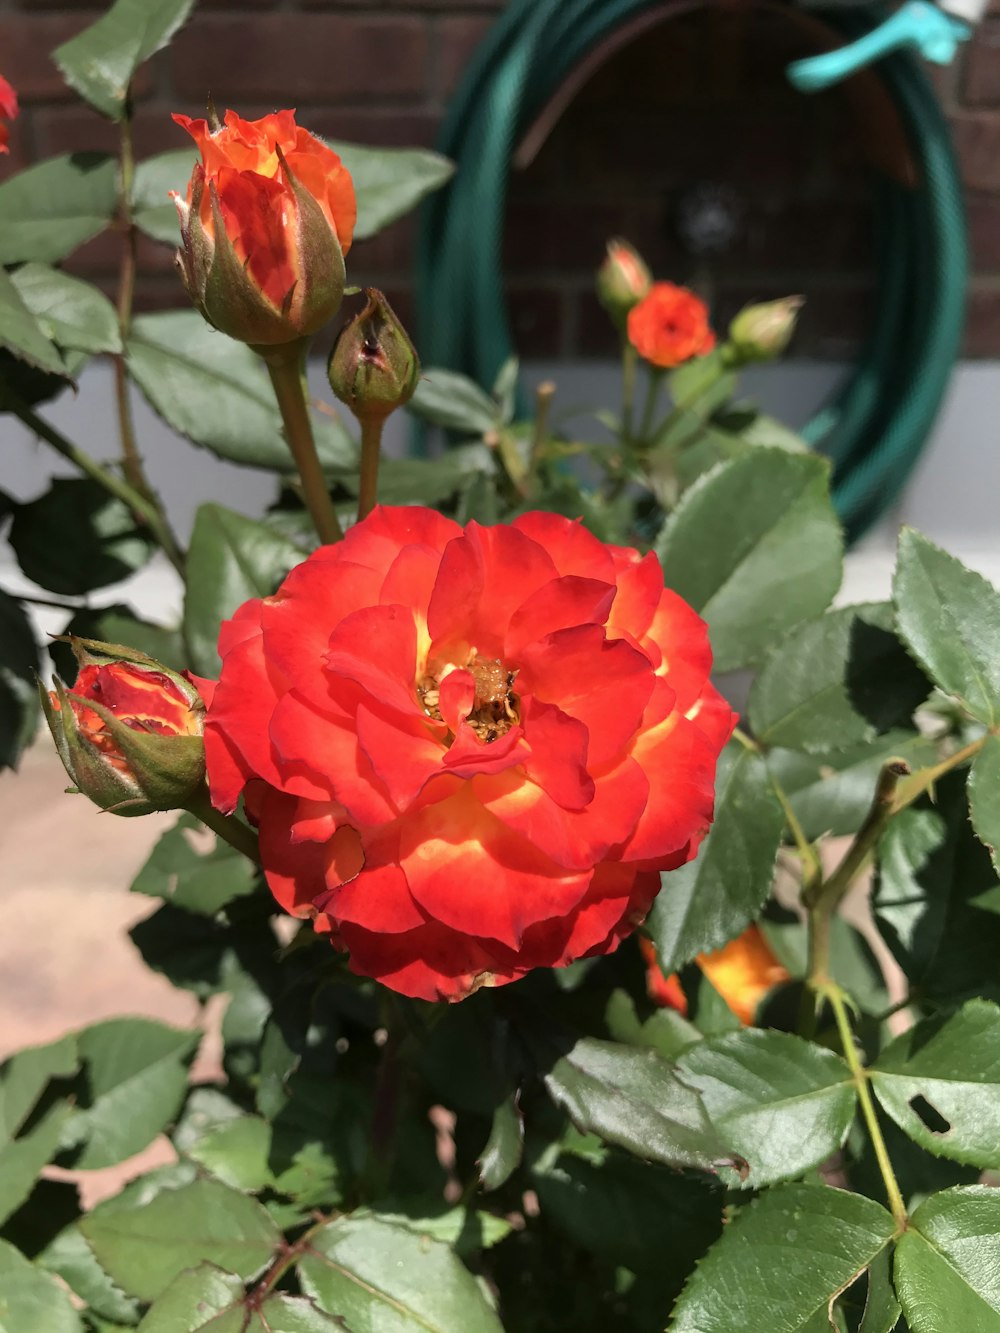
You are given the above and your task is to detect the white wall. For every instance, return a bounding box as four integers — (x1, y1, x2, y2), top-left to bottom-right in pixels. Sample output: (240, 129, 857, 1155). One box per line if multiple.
(3, 357, 999, 641)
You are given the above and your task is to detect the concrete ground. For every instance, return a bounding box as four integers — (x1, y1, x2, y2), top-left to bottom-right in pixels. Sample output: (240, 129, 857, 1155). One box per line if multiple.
(0, 741, 210, 1204)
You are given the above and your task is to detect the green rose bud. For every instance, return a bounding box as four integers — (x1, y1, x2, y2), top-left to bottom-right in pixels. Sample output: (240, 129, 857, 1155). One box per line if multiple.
(727, 295, 804, 364)
(596, 238, 652, 329)
(327, 288, 420, 425)
(41, 638, 206, 817)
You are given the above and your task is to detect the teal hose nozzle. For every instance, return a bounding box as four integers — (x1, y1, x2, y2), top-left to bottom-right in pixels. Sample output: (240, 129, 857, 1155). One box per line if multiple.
(787, 1, 970, 92)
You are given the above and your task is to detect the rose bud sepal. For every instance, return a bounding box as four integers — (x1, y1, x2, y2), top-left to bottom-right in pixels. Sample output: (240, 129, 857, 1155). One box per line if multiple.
(597, 238, 652, 329)
(40, 640, 206, 817)
(725, 295, 804, 366)
(176, 154, 346, 347)
(327, 288, 419, 426)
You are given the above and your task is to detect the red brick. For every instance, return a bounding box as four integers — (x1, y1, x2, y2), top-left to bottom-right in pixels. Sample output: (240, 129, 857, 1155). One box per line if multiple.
(299, 0, 503, 8)
(0, 15, 105, 100)
(953, 111, 1000, 191)
(576, 289, 623, 359)
(433, 16, 492, 101)
(968, 192, 1000, 270)
(349, 215, 415, 280)
(169, 16, 430, 104)
(30, 104, 181, 160)
(505, 285, 565, 359)
(963, 21, 1000, 105)
(502, 200, 629, 274)
(962, 283, 1000, 356)
(304, 108, 440, 149)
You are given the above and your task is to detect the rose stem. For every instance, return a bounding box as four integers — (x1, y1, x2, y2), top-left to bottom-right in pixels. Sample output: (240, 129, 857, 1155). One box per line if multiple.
(638, 367, 665, 443)
(8, 392, 184, 573)
(187, 788, 261, 863)
(621, 339, 638, 441)
(262, 341, 345, 545)
(113, 86, 185, 572)
(357, 417, 384, 521)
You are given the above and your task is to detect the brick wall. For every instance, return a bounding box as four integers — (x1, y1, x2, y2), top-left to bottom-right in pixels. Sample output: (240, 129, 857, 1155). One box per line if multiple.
(2, 0, 999, 359)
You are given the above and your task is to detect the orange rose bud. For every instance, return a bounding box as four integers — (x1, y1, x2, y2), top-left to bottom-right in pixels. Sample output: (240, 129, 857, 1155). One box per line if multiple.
(41, 639, 206, 816)
(171, 108, 356, 346)
(699, 925, 790, 1025)
(597, 238, 652, 328)
(727, 295, 804, 365)
(0, 75, 18, 155)
(642, 925, 789, 1025)
(627, 282, 716, 370)
(327, 288, 420, 426)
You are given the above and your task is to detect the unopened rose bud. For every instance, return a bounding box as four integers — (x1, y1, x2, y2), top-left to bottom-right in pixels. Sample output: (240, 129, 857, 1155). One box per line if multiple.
(41, 639, 206, 816)
(327, 288, 420, 425)
(727, 296, 804, 364)
(596, 239, 652, 328)
(171, 109, 355, 346)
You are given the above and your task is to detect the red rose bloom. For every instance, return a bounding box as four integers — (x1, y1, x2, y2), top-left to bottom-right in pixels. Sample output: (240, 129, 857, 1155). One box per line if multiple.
(205, 507, 734, 1001)
(62, 663, 202, 771)
(44, 650, 206, 816)
(0, 75, 19, 155)
(171, 109, 355, 343)
(627, 281, 716, 369)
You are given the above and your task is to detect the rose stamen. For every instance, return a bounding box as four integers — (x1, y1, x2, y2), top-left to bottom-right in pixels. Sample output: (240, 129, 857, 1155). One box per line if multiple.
(416, 656, 520, 744)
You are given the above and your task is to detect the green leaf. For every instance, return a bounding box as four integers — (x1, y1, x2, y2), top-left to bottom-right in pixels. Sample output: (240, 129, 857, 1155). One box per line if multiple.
(50, 606, 185, 682)
(676, 1029, 855, 1188)
(184, 1115, 274, 1194)
(478, 1093, 523, 1191)
(870, 1000, 1000, 1167)
(131, 813, 258, 916)
(328, 141, 454, 240)
(0, 1036, 78, 1148)
(0, 589, 41, 772)
(895, 1187, 1000, 1332)
(0, 268, 67, 376)
(0, 1237, 83, 1332)
(532, 1148, 722, 1280)
(749, 603, 929, 753)
(648, 744, 784, 972)
(356, 1203, 510, 1257)
(874, 772, 1000, 1004)
(362, 450, 491, 506)
(80, 1178, 280, 1303)
(859, 1247, 901, 1333)
(38, 1226, 139, 1326)
(670, 1183, 895, 1333)
(298, 1215, 503, 1332)
(132, 149, 191, 243)
(968, 734, 1000, 874)
(604, 987, 702, 1060)
(252, 1296, 345, 1333)
(183, 504, 302, 677)
(656, 449, 843, 671)
(135, 1263, 242, 1331)
(9, 264, 121, 356)
(64, 1018, 198, 1170)
(408, 367, 497, 434)
(127, 311, 352, 472)
(128, 903, 239, 1000)
(9, 478, 153, 596)
(0, 154, 118, 265)
(537, 1035, 739, 1174)
(768, 732, 937, 844)
(125, 311, 283, 469)
(53, 0, 196, 121)
(893, 528, 1000, 727)
(0, 1102, 74, 1229)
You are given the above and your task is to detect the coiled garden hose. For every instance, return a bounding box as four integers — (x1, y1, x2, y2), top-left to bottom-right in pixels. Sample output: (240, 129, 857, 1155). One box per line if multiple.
(417, 0, 968, 541)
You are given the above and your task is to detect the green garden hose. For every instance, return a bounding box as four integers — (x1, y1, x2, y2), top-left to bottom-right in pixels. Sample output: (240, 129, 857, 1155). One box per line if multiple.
(417, 0, 968, 541)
